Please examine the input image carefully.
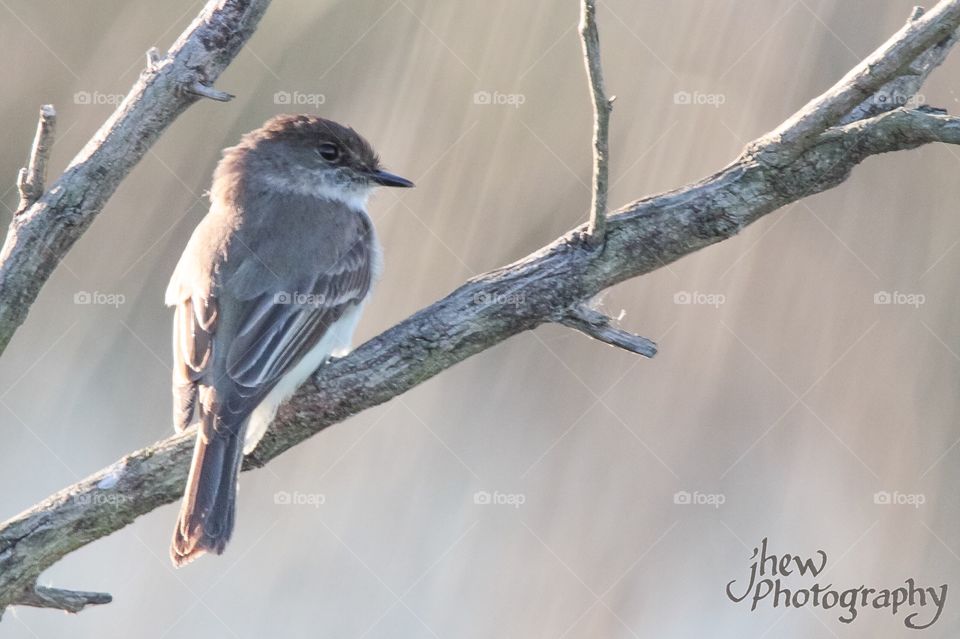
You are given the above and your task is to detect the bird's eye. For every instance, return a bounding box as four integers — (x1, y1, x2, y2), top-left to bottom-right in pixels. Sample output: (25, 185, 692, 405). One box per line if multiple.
(318, 143, 340, 162)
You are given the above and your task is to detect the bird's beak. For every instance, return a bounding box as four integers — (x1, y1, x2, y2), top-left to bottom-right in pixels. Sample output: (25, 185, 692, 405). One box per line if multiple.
(369, 169, 414, 188)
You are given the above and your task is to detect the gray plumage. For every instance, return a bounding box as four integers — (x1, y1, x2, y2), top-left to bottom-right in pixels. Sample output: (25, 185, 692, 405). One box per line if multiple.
(167, 115, 411, 566)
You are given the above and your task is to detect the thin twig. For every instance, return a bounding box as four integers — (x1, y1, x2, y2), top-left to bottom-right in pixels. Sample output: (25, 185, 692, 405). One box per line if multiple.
(185, 82, 235, 102)
(10, 586, 112, 616)
(559, 305, 657, 358)
(15, 105, 56, 215)
(579, 0, 613, 246)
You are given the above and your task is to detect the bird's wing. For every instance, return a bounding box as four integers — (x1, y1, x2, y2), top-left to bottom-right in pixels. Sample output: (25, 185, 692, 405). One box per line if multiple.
(168, 190, 379, 436)
(169, 204, 376, 437)
(224, 223, 373, 397)
(170, 293, 217, 432)
(168, 213, 221, 432)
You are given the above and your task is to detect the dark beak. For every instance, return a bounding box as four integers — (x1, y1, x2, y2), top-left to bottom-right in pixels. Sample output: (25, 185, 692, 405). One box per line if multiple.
(369, 169, 414, 188)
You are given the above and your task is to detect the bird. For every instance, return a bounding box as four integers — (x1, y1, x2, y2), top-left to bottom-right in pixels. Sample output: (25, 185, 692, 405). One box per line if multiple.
(166, 114, 413, 566)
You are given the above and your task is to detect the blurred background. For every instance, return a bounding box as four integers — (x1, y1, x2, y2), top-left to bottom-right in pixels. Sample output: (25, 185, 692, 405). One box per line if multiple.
(1, 0, 959, 636)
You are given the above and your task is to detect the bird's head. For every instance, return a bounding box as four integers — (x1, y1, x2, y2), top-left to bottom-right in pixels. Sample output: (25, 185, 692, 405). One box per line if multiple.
(217, 114, 413, 208)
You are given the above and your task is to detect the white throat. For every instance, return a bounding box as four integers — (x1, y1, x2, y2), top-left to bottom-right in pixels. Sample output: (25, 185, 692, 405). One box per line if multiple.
(262, 168, 372, 211)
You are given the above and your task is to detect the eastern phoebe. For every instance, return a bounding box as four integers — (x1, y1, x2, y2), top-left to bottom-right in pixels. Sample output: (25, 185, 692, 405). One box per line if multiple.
(166, 114, 413, 566)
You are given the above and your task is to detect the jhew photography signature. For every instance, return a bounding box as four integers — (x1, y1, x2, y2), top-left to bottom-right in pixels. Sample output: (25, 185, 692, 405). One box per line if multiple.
(726, 538, 948, 630)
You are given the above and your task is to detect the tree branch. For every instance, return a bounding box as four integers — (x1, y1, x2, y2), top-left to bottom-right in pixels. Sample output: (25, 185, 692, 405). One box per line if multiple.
(579, 0, 612, 245)
(5, 586, 111, 618)
(758, 0, 960, 164)
(0, 0, 271, 356)
(2, 0, 960, 619)
(839, 6, 959, 125)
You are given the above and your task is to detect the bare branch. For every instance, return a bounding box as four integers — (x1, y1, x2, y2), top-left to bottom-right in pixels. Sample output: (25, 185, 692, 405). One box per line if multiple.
(0, 0, 271, 356)
(8, 586, 111, 616)
(832, 106, 960, 148)
(759, 0, 960, 163)
(4, 102, 959, 614)
(15, 105, 56, 215)
(579, 0, 612, 245)
(840, 7, 959, 125)
(2, 0, 960, 619)
(558, 305, 657, 358)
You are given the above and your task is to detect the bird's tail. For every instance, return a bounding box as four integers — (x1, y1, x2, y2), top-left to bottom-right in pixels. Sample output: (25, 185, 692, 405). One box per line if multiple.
(171, 411, 245, 568)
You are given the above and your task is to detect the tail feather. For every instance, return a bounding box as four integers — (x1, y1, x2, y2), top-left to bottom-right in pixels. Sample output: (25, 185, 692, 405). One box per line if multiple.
(171, 415, 244, 567)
